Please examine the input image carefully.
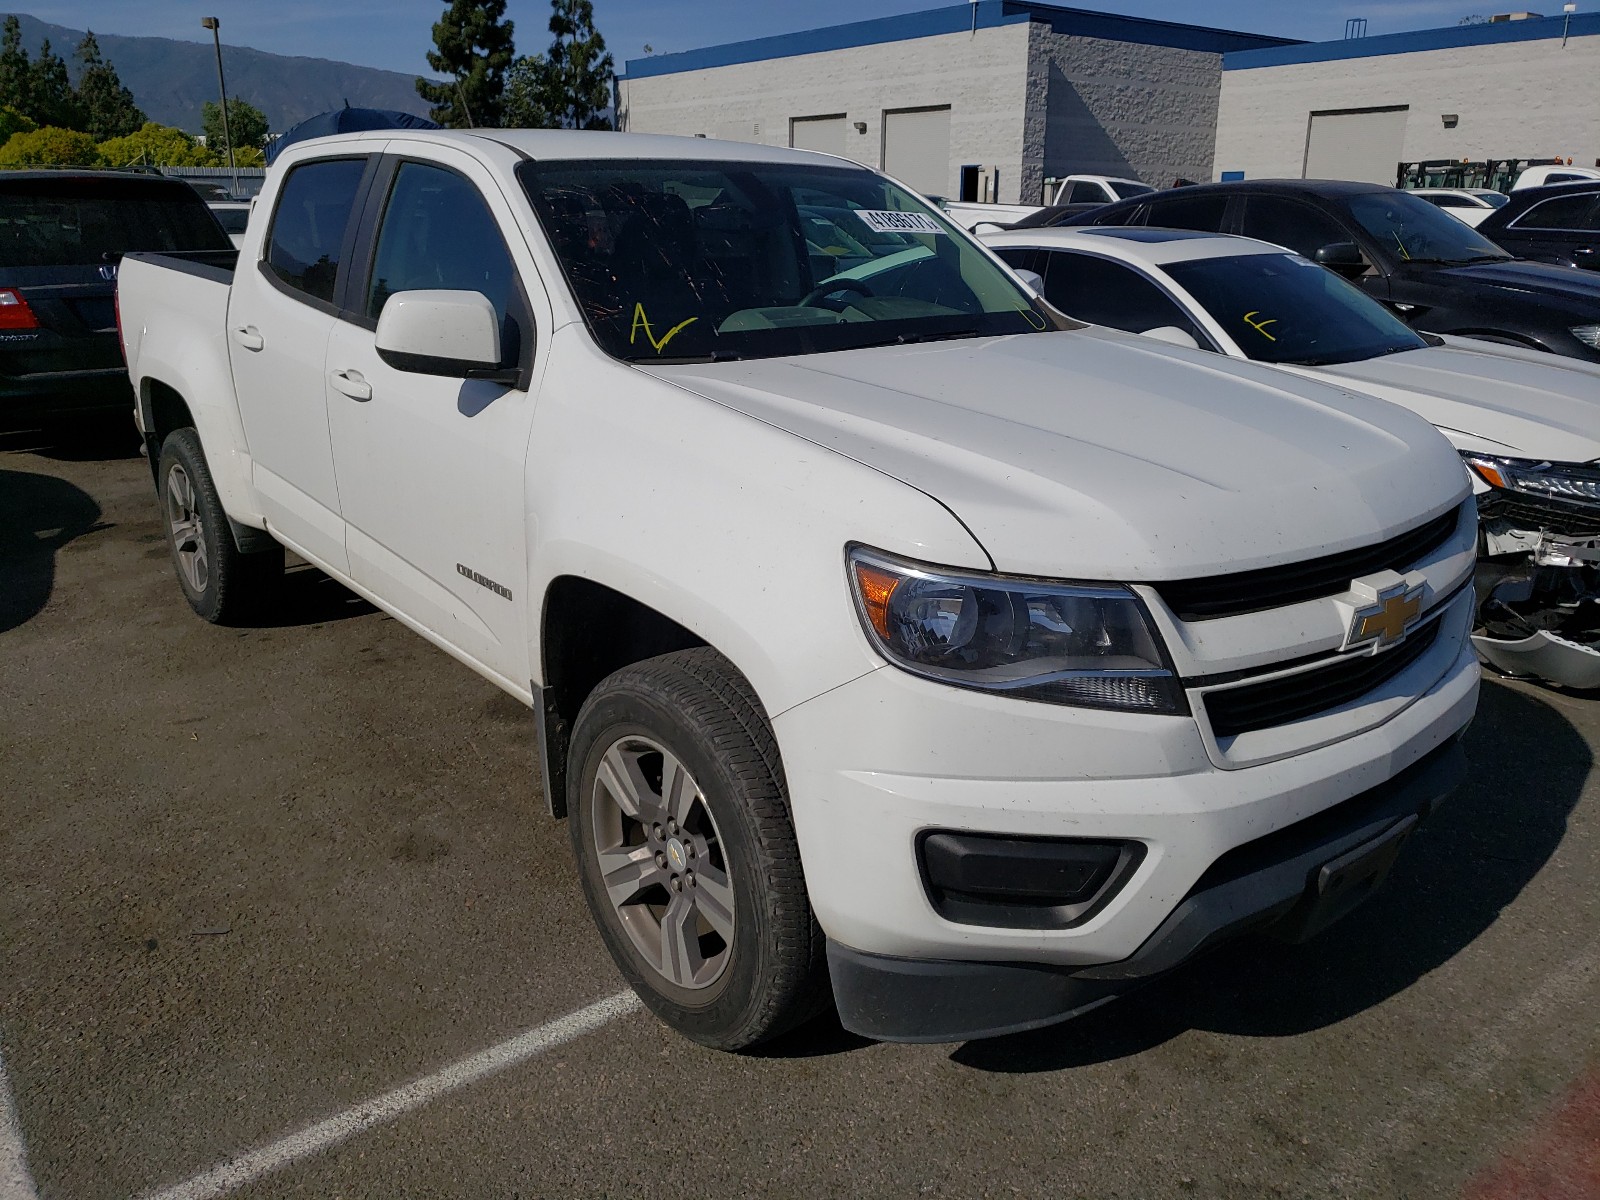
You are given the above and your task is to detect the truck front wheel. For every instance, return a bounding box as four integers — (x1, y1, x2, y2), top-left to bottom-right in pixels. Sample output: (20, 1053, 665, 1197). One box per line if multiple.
(567, 648, 828, 1050)
(158, 428, 282, 624)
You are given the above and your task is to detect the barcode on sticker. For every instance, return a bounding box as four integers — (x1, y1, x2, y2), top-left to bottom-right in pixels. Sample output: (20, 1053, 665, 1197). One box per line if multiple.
(856, 209, 945, 235)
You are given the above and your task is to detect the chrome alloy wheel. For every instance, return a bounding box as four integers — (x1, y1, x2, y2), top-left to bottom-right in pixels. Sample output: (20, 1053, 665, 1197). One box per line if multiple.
(590, 736, 735, 990)
(165, 461, 209, 595)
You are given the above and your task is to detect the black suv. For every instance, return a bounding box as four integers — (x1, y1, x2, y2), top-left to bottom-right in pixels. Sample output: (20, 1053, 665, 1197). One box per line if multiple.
(1061, 179, 1600, 364)
(1476, 181, 1600, 273)
(1, 170, 231, 423)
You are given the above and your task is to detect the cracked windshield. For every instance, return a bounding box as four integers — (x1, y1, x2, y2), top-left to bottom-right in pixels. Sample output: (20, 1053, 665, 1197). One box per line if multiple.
(519, 159, 1054, 362)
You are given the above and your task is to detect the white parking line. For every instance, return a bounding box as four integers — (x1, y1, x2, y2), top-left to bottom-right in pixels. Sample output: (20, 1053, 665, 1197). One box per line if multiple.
(0, 1045, 40, 1200)
(139, 990, 642, 1200)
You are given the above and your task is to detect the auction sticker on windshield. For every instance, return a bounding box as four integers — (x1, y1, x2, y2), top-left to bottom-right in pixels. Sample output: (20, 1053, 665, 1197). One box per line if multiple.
(856, 210, 946, 235)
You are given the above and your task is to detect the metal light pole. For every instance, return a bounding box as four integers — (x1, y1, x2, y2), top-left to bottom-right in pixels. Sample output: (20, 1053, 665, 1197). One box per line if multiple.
(200, 17, 238, 197)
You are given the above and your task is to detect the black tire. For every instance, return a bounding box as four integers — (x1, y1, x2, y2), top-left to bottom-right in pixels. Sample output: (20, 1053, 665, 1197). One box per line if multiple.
(157, 428, 282, 624)
(568, 648, 828, 1050)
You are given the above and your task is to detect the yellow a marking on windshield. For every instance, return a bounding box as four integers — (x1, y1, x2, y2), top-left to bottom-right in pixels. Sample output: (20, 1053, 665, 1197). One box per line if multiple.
(630, 303, 699, 354)
(1392, 231, 1411, 261)
(1243, 311, 1278, 341)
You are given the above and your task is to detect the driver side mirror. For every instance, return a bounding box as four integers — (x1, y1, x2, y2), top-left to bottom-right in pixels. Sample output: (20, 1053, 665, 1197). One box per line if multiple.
(1013, 268, 1045, 293)
(1313, 241, 1370, 279)
(375, 290, 513, 382)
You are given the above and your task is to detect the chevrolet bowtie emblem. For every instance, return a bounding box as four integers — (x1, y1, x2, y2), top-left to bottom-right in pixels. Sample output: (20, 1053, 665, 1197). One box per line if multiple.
(1343, 579, 1426, 654)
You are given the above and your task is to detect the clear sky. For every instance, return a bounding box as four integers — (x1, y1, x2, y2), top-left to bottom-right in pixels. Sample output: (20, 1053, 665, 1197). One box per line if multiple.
(17, 1, 1554, 75)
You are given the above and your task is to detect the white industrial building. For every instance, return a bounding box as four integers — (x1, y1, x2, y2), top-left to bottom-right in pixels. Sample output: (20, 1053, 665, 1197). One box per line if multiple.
(1214, 12, 1600, 186)
(616, 1, 1291, 204)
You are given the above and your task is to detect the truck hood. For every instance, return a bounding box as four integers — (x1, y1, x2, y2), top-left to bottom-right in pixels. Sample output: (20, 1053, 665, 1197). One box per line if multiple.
(640, 328, 1466, 581)
(1286, 342, 1600, 463)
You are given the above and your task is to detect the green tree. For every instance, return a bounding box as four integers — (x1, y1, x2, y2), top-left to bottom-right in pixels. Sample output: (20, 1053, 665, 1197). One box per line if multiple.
(27, 38, 79, 129)
(201, 96, 269, 158)
(0, 17, 29, 115)
(0, 104, 35, 144)
(97, 121, 213, 168)
(504, 0, 614, 131)
(417, 0, 515, 128)
(74, 31, 144, 141)
(0, 125, 102, 167)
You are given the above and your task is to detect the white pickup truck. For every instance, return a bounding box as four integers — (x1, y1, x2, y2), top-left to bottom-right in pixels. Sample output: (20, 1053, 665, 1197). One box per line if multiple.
(119, 130, 1479, 1050)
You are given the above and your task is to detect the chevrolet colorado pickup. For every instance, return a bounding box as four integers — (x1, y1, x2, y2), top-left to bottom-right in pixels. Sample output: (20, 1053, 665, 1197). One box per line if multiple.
(118, 131, 1480, 1049)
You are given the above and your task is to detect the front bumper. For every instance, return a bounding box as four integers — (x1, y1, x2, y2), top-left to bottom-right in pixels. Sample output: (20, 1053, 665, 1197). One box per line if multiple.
(827, 736, 1464, 1043)
(775, 621, 1477, 966)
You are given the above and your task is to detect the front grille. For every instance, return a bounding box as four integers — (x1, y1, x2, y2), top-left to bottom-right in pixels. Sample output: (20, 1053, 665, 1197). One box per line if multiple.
(1152, 508, 1461, 622)
(1203, 615, 1443, 740)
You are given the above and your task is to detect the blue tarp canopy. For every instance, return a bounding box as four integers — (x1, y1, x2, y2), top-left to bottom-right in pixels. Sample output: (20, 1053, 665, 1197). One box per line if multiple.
(266, 108, 440, 164)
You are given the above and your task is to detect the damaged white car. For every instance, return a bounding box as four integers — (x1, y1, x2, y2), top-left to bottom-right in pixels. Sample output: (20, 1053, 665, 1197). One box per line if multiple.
(984, 226, 1600, 688)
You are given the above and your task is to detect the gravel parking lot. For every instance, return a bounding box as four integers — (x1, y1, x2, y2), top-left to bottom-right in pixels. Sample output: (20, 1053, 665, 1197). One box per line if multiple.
(3, 418, 1598, 1200)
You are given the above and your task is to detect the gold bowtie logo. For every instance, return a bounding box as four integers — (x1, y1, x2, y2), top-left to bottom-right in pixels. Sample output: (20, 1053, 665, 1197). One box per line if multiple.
(1357, 592, 1422, 644)
(1346, 583, 1425, 653)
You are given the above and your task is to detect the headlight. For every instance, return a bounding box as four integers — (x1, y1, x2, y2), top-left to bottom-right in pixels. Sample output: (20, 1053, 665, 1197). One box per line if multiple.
(1572, 325, 1600, 350)
(847, 547, 1184, 713)
(1463, 453, 1600, 506)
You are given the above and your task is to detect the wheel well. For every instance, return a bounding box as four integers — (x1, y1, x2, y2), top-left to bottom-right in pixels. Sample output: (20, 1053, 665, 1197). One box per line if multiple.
(538, 577, 708, 818)
(141, 380, 195, 483)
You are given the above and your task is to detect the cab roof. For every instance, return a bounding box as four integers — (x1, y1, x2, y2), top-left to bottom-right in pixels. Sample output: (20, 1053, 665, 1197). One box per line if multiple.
(283, 127, 864, 169)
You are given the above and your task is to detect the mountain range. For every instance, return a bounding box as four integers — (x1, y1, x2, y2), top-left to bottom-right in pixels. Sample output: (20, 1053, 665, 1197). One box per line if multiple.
(4, 12, 434, 133)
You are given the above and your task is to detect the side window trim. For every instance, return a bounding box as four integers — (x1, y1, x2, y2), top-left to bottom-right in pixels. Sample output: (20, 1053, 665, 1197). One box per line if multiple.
(257, 154, 380, 318)
(1510, 194, 1600, 233)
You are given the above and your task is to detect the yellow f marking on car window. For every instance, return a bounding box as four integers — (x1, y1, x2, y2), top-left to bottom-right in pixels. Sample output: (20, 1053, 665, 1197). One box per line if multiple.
(1243, 311, 1279, 342)
(630, 303, 699, 354)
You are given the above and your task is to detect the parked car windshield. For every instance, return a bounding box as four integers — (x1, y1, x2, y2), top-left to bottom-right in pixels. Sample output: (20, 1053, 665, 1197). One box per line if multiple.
(1346, 190, 1512, 265)
(518, 158, 1056, 363)
(1165, 251, 1427, 366)
(0, 177, 230, 268)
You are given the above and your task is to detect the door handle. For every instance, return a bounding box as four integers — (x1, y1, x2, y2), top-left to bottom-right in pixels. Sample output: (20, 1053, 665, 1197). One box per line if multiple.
(231, 325, 264, 351)
(330, 369, 372, 402)
(1574, 247, 1596, 257)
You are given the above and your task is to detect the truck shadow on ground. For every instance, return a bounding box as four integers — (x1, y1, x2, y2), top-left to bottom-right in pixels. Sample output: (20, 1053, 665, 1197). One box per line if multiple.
(0, 466, 107, 635)
(252, 563, 379, 627)
(946, 679, 1589, 1074)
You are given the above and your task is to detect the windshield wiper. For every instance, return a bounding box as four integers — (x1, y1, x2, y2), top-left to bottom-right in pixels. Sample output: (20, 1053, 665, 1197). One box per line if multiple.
(1404, 254, 1509, 265)
(1286, 343, 1420, 367)
(848, 327, 985, 350)
(641, 349, 745, 365)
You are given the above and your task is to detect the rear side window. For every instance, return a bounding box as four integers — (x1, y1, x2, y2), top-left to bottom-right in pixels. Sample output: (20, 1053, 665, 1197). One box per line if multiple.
(1039, 251, 1204, 342)
(266, 158, 367, 304)
(0, 177, 230, 268)
(1238, 196, 1351, 258)
(1514, 194, 1600, 232)
(1145, 193, 1229, 233)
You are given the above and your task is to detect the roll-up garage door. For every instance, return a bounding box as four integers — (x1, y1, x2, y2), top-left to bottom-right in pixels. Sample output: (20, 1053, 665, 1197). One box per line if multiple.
(1303, 107, 1409, 185)
(791, 115, 847, 157)
(883, 106, 951, 197)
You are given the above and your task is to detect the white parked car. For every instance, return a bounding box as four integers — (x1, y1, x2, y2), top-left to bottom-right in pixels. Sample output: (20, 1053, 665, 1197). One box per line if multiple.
(1409, 188, 1510, 228)
(1512, 165, 1600, 192)
(985, 225, 1600, 687)
(939, 175, 1155, 232)
(1049, 175, 1156, 207)
(118, 131, 1479, 1048)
